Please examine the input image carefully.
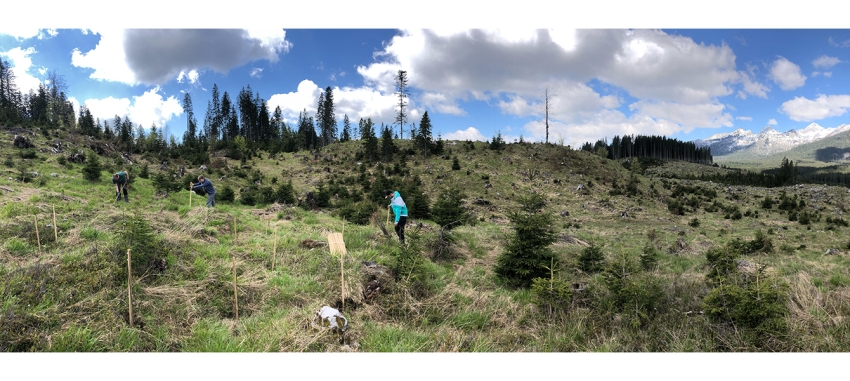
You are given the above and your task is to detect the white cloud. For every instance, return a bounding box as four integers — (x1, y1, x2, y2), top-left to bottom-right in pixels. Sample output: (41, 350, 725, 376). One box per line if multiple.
(824, 72, 833, 78)
(0, 28, 55, 40)
(629, 100, 733, 129)
(250, 68, 263, 78)
(768, 118, 777, 125)
(421, 92, 465, 116)
(828, 37, 850, 48)
(812, 55, 841, 69)
(267, 79, 405, 128)
(0, 47, 43, 95)
(736, 116, 752, 121)
(769, 57, 806, 90)
(72, 29, 292, 85)
(177, 69, 200, 84)
(443, 127, 488, 141)
(83, 96, 132, 122)
(82, 87, 183, 128)
(735, 71, 769, 99)
(780, 94, 850, 122)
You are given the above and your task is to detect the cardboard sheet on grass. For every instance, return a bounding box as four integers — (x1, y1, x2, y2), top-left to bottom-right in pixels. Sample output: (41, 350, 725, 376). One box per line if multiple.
(327, 232, 348, 308)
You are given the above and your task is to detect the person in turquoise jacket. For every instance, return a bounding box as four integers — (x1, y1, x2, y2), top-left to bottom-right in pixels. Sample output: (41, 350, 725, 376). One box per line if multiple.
(385, 190, 408, 244)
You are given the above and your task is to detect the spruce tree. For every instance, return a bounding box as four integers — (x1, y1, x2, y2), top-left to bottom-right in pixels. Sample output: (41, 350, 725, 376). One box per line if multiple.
(81, 151, 102, 182)
(495, 193, 557, 288)
(431, 187, 467, 229)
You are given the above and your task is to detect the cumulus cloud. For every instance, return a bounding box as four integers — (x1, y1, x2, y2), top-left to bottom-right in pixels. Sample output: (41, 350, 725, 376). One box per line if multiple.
(443, 127, 488, 141)
(736, 116, 752, 121)
(780, 94, 850, 122)
(769, 57, 806, 90)
(0, 28, 56, 40)
(812, 55, 841, 69)
(177, 69, 200, 84)
(0, 47, 43, 94)
(250, 68, 263, 78)
(356, 28, 751, 142)
(629, 101, 733, 129)
(72, 29, 292, 85)
(267, 79, 405, 127)
(82, 87, 183, 129)
(735, 71, 769, 99)
(768, 119, 777, 125)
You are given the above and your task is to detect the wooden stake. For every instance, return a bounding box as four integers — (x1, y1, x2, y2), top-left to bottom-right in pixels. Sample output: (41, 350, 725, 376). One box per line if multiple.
(232, 256, 239, 321)
(127, 249, 133, 326)
(272, 229, 277, 270)
(34, 215, 42, 255)
(232, 215, 237, 244)
(52, 205, 58, 242)
(341, 243, 345, 310)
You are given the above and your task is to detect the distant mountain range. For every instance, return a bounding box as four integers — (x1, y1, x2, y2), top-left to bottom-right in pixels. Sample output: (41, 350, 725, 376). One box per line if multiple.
(693, 123, 850, 158)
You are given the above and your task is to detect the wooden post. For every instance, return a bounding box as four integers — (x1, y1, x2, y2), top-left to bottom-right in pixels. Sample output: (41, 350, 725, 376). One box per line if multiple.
(232, 256, 239, 321)
(340, 244, 345, 310)
(52, 205, 58, 242)
(232, 215, 237, 244)
(34, 215, 42, 255)
(127, 249, 133, 326)
(271, 229, 277, 270)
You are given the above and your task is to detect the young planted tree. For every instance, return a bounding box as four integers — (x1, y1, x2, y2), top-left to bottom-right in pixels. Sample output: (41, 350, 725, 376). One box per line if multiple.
(495, 193, 557, 288)
(431, 187, 467, 229)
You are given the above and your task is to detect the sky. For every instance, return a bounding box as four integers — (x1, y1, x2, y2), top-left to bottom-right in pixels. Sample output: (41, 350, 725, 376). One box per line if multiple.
(2, 2, 850, 149)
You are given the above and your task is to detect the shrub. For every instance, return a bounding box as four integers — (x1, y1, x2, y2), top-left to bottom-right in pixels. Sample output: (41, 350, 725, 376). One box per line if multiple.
(702, 268, 790, 349)
(640, 242, 660, 271)
(139, 163, 149, 179)
(18, 149, 37, 159)
(688, 218, 700, 228)
(337, 200, 375, 225)
(451, 156, 461, 170)
(274, 180, 296, 205)
(603, 253, 665, 327)
(431, 187, 468, 230)
(530, 274, 573, 316)
(116, 212, 169, 279)
(494, 193, 558, 288)
(218, 185, 235, 203)
(578, 241, 605, 274)
(81, 153, 102, 182)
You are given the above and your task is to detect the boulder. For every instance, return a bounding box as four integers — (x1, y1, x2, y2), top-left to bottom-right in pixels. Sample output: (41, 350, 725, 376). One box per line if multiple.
(13, 135, 34, 149)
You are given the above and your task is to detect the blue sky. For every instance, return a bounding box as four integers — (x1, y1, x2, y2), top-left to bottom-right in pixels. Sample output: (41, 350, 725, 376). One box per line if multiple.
(2, 4, 850, 148)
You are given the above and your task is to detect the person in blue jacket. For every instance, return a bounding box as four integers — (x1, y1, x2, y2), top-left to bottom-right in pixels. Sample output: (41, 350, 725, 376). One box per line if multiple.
(190, 175, 216, 208)
(385, 190, 408, 244)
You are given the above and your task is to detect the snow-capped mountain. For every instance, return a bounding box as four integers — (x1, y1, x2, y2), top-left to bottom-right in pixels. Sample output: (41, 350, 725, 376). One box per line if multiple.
(694, 123, 850, 156)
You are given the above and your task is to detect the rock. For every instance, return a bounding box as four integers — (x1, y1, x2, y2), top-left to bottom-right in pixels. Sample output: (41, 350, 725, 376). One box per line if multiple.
(576, 184, 584, 191)
(13, 135, 34, 149)
(560, 210, 570, 217)
(50, 173, 58, 177)
(826, 248, 841, 255)
(198, 165, 207, 171)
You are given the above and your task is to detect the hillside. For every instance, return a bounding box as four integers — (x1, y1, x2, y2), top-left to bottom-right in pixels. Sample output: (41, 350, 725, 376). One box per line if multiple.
(3, 124, 850, 352)
(716, 128, 850, 171)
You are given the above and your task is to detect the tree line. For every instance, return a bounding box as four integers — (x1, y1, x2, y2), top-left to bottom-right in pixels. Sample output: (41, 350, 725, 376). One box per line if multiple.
(581, 134, 713, 165)
(0, 59, 76, 130)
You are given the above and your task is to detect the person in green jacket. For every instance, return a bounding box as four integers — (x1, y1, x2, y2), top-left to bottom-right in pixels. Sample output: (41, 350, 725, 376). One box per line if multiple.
(385, 190, 408, 244)
(113, 170, 129, 203)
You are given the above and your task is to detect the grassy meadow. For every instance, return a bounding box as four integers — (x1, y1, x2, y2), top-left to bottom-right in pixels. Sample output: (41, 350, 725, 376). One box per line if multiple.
(2, 125, 850, 353)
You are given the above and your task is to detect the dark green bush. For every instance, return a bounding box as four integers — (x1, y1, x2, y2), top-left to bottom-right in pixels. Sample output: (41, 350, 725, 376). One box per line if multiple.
(337, 200, 375, 225)
(219, 185, 235, 203)
(494, 193, 557, 288)
(578, 241, 605, 274)
(81, 153, 102, 182)
(431, 187, 468, 229)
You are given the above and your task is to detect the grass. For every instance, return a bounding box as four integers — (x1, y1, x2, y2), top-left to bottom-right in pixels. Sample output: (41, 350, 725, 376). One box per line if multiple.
(2, 128, 850, 352)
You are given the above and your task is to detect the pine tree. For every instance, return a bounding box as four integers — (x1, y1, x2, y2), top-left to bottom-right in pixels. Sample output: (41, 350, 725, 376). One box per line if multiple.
(360, 118, 378, 162)
(394, 70, 409, 139)
(380, 123, 396, 161)
(340, 114, 352, 142)
(431, 187, 467, 229)
(81, 151, 103, 182)
(416, 111, 433, 158)
(494, 193, 558, 288)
